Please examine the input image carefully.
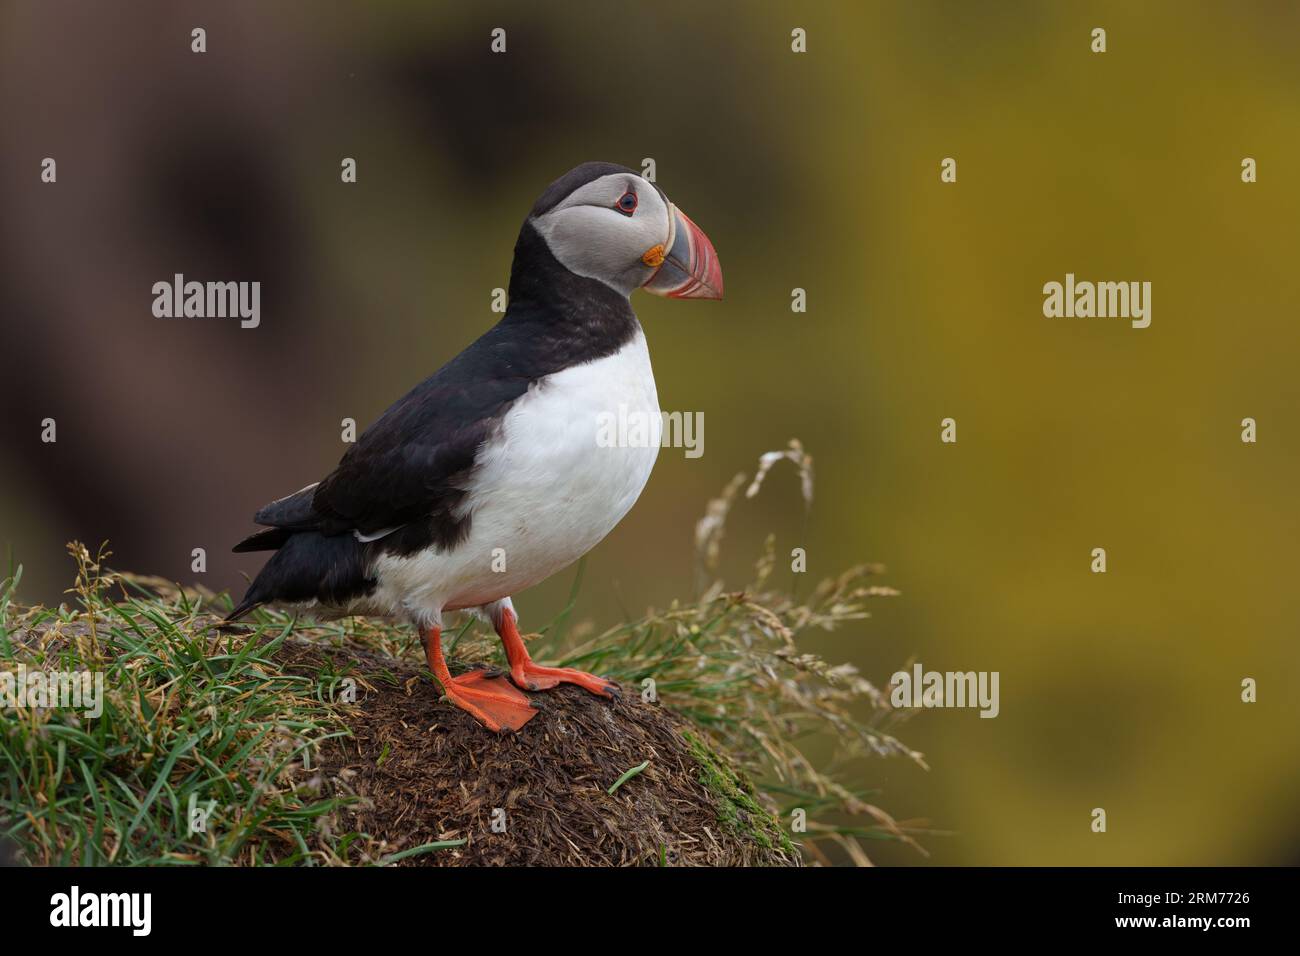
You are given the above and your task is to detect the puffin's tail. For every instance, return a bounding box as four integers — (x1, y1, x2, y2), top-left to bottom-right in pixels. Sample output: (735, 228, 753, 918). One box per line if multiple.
(224, 595, 260, 623)
(227, 530, 374, 622)
(232, 526, 293, 553)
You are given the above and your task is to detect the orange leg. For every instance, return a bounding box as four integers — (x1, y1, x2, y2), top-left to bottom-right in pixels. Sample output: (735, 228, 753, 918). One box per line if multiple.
(496, 608, 619, 697)
(423, 625, 538, 732)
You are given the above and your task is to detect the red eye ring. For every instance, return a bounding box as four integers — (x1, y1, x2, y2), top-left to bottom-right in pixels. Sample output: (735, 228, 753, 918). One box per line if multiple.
(616, 190, 638, 215)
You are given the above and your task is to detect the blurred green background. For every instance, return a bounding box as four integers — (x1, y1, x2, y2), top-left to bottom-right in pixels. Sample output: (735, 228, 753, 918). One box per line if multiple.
(1, 1, 1297, 864)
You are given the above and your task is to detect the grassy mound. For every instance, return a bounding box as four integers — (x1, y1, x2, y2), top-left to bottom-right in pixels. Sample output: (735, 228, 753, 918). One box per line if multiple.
(298, 639, 795, 865)
(0, 445, 930, 866)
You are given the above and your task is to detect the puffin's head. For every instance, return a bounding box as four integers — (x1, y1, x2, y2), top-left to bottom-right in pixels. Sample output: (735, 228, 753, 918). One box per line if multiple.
(527, 161, 723, 300)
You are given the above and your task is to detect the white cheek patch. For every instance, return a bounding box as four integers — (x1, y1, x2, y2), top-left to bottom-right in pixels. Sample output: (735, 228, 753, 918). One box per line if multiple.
(531, 175, 671, 294)
(534, 207, 666, 292)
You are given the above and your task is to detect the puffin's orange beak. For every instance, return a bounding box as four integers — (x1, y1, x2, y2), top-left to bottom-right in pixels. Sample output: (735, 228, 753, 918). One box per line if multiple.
(643, 204, 723, 300)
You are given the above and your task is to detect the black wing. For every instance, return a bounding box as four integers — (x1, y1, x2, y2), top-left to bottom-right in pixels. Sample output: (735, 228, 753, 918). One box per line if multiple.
(309, 371, 530, 549)
(234, 323, 540, 556)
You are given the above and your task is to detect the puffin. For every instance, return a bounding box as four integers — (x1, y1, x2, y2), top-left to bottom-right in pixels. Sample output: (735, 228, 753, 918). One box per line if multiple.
(227, 161, 723, 731)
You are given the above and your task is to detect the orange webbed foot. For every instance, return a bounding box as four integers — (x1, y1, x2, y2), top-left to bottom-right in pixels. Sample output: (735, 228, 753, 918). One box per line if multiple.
(439, 668, 539, 732)
(509, 661, 619, 697)
(494, 609, 619, 698)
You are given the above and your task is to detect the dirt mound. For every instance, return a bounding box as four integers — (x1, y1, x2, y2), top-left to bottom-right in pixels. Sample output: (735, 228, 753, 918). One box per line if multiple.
(280, 641, 798, 866)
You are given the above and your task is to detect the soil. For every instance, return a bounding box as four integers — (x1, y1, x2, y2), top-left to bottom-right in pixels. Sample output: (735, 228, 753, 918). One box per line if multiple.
(280, 639, 799, 866)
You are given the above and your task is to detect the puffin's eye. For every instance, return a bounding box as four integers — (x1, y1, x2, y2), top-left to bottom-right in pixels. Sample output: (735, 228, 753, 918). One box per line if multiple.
(615, 190, 638, 215)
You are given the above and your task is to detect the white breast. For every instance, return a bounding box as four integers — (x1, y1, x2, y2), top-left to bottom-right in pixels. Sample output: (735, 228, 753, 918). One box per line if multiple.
(368, 328, 660, 621)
